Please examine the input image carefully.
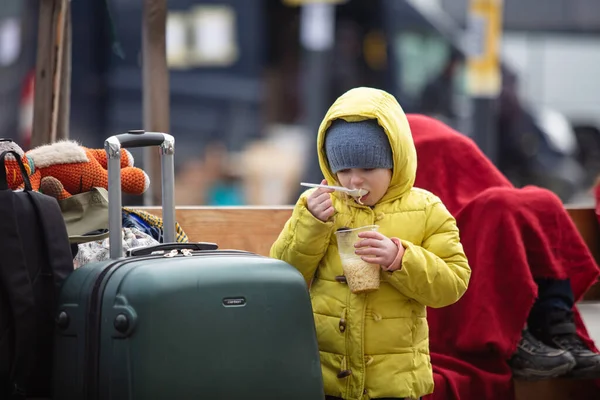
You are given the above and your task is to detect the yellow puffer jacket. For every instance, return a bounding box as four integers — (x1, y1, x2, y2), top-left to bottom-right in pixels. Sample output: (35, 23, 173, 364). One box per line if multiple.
(270, 87, 470, 399)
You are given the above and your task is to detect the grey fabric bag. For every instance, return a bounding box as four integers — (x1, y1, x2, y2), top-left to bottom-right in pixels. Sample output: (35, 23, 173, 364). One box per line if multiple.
(58, 187, 110, 244)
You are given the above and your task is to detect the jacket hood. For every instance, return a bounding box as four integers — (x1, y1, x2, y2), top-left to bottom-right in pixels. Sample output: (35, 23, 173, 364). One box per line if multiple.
(317, 87, 416, 203)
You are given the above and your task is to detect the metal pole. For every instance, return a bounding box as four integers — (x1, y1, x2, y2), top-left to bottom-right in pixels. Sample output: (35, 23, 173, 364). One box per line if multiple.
(466, 0, 503, 165)
(472, 98, 497, 161)
(297, 2, 336, 191)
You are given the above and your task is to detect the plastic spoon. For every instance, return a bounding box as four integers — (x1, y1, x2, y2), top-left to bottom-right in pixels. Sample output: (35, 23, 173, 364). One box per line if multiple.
(300, 182, 368, 198)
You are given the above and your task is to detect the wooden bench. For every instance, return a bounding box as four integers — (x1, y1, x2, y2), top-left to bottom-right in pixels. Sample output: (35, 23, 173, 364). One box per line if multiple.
(144, 205, 600, 400)
(567, 206, 600, 301)
(143, 205, 600, 275)
(143, 205, 600, 302)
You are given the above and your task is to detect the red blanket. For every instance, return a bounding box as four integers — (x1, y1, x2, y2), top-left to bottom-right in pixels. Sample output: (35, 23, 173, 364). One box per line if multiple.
(407, 114, 600, 400)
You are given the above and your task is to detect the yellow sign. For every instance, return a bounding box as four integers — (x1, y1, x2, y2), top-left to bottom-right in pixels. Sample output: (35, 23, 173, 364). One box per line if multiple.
(283, 0, 346, 6)
(466, 0, 503, 97)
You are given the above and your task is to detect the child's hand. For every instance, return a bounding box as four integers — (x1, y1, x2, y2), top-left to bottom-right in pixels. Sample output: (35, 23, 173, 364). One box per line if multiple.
(355, 231, 403, 271)
(307, 179, 335, 222)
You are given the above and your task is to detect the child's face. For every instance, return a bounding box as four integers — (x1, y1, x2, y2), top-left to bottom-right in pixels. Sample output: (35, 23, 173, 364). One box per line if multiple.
(336, 168, 392, 206)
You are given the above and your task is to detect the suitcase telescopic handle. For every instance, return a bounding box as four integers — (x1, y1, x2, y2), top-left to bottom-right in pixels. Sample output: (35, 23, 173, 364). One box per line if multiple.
(104, 130, 176, 259)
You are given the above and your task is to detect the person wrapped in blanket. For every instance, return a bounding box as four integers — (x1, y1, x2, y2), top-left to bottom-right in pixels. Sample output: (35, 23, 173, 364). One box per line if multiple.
(408, 115, 600, 400)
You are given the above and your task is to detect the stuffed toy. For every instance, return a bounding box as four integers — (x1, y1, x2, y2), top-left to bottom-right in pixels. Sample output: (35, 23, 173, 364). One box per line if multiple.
(0, 139, 41, 190)
(25, 140, 149, 200)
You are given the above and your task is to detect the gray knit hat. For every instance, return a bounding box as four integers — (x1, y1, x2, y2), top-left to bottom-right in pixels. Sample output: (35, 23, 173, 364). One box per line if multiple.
(324, 119, 393, 173)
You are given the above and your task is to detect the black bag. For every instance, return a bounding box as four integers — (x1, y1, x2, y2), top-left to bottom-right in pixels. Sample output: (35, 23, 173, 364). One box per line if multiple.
(0, 150, 74, 398)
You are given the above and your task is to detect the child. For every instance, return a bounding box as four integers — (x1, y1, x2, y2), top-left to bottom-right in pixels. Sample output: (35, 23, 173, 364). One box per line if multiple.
(270, 87, 471, 400)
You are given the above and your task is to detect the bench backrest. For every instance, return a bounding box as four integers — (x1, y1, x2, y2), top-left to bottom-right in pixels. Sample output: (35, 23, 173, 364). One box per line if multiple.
(142, 205, 600, 262)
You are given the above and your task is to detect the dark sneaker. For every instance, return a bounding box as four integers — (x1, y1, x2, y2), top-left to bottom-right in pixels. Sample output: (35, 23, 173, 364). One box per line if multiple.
(509, 329, 576, 380)
(545, 334, 600, 379)
(530, 308, 600, 379)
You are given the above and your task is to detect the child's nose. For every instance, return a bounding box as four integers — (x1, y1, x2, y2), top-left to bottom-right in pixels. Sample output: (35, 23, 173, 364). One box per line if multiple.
(350, 175, 364, 188)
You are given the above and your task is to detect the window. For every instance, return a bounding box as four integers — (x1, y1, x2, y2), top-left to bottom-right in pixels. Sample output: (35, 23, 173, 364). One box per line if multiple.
(0, 0, 23, 67)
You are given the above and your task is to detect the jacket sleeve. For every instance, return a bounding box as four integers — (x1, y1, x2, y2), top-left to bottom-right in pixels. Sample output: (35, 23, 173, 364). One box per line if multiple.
(383, 200, 471, 308)
(270, 191, 334, 285)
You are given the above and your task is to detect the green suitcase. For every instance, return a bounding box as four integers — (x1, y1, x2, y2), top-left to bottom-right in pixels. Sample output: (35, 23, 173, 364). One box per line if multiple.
(53, 131, 324, 399)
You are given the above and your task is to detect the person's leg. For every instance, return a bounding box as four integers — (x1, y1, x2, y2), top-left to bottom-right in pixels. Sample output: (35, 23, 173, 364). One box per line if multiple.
(528, 278, 600, 379)
(456, 189, 579, 379)
(483, 187, 600, 379)
(528, 278, 574, 334)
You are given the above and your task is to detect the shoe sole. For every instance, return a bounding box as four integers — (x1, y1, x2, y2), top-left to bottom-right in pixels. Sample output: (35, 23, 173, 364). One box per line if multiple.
(563, 364, 600, 380)
(512, 360, 577, 381)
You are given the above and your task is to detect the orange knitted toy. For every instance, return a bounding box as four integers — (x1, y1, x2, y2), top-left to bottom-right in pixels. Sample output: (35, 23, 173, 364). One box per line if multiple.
(26, 141, 149, 200)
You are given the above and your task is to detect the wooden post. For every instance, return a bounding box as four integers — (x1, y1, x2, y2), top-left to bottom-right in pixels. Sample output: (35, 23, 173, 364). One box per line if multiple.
(31, 0, 71, 147)
(56, 1, 71, 141)
(142, 0, 170, 205)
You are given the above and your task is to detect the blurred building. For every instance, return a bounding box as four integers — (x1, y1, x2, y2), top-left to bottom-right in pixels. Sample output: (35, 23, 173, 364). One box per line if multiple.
(2, 0, 600, 204)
